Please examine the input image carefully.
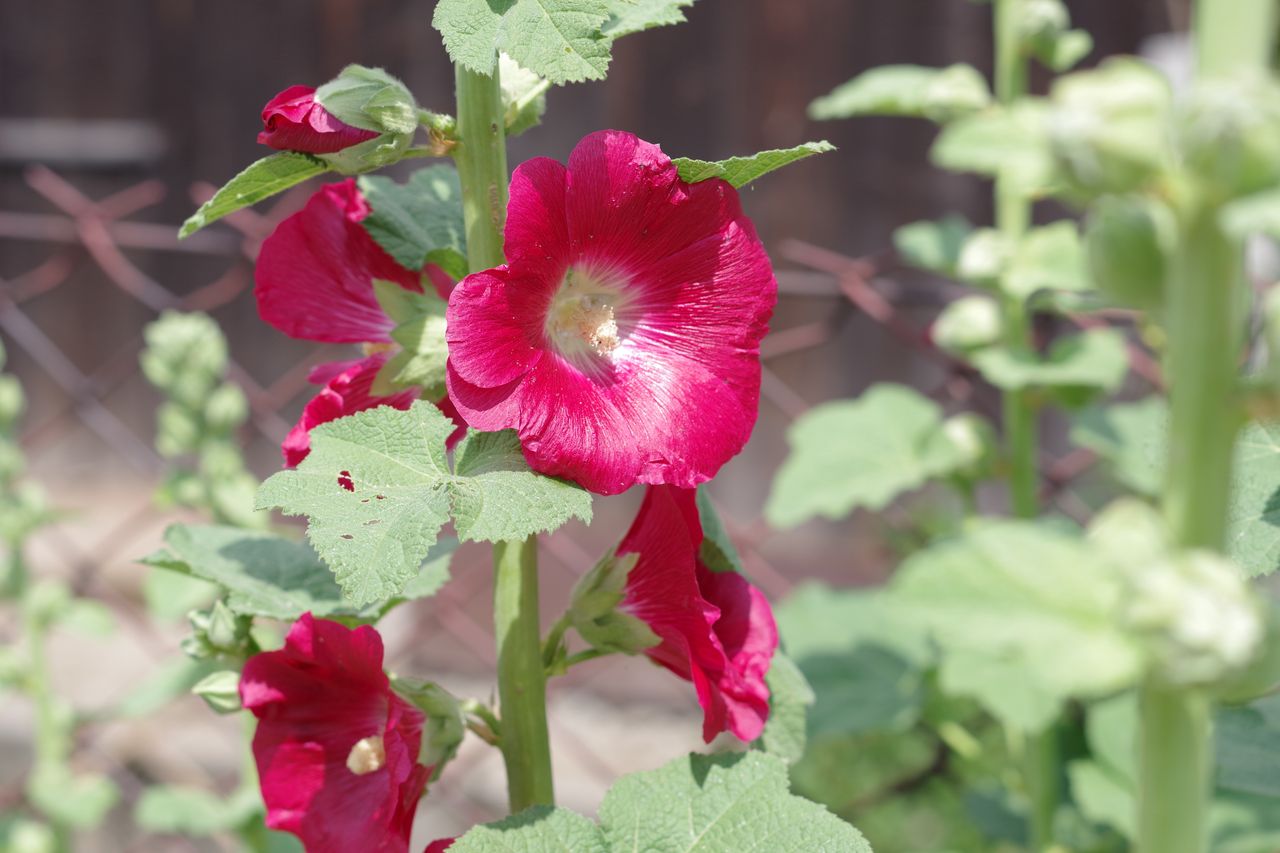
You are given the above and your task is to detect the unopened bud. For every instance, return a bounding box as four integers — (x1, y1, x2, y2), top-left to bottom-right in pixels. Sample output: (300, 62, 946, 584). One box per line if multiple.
(941, 414, 998, 480)
(569, 552, 660, 655)
(1178, 74, 1280, 198)
(932, 295, 1003, 355)
(192, 669, 242, 715)
(1084, 195, 1171, 311)
(204, 384, 248, 433)
(313, 65, 418, 174)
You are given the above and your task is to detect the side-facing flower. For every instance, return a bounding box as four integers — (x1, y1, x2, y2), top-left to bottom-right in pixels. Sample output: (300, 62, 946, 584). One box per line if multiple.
(259, 85, 381, 154)
(255, 179, 461, 464)
(446, 130, 777, 495)
(240, 613, 429, 853)
(612, 485, 777, 742)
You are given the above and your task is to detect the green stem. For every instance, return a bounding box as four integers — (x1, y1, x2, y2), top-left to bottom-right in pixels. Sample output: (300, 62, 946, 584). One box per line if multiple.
(493, 537, 555, 810)
(993, 1, 1058, 846)
(454, 62, 509, 272)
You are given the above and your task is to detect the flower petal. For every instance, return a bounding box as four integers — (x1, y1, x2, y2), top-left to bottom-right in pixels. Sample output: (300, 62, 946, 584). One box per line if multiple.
(258, 85, 380, 154)
(445, 269, 546, 388)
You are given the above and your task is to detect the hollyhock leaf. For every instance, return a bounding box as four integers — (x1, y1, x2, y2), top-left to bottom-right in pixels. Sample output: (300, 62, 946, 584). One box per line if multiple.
(970, 328, 1128, 396)
(1229, 423, 1280, 578)
(180, 152, 329, 238)
(693, 489, 743, 574)
(599, 752, 871, 852)
(1222, 186, 1280, 240)
(134, 785, 261, 836)
(672, 140, 835, 187)
(893, 214, 973, 276)
(889, 520, 1144, 731)
(1216, 694, 1280, 798)
(28, 765, 119, 829)
(1004, 221, 1089, 299)
(116, 656, 222, 719)
(358, 166, 467, 275)
(767, 383, 968, 527)
(144, 524, 456, 619)
(451, 807, 606, 853)
(809, 63, 991, 122)
(753, 652, 813, 764)
(450, 428, 593, 542)
(601, 0, 695, 37)
(499, 54, 550, 137)
(433, 0, 613, 85)
(932, 101, 1055, 192)
(1070, 397, 1166, 497)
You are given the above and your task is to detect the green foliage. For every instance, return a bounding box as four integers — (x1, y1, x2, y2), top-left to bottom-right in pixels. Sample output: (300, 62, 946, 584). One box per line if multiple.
(452, 752, 871, 852)
(767, 384, 969, 527)
(1084, 195, 1172, 311)
(134, 784, 261, 836)
(1071, 397, 1166, 496)
(314, 64, 417, 135)
(932, 295, 1003, 355)
(1217, 694, 1280, 798)
(180, 153, 329, 238)
(932, 102, 1054, 192)
(499, 53, 551, 136)
(370, 281, 450, 398)
(1018, 0, 1092, 71)
(890, 521, 1144, 731)
(144, 524, 455, 620)
(358, 165, 468, 278)
(1003, 221, 1089, 299)
(1228, 423, 1280, 576)
(809, 64, 991, 122)
(673, 141, 834, 187)
(27, 764, 120, 830)
(893, 215, 973, 277)
(257, 403, 590, 606)
(1222, 186, 1280, 240)
(569, 552, 661, 654)
(754, 652, 814, 764)
(694, 488, 744, 574)
(969, 328, 1129, 400)
(602, 0, 696, 37)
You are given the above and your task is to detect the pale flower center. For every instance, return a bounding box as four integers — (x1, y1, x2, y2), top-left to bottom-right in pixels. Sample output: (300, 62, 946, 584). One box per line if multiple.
(346, 735, 386, 775)
(545, 266, 629, 362)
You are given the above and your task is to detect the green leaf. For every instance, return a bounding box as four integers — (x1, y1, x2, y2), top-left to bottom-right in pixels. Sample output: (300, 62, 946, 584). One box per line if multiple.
(452, 807, 606, 853)
(1217, 693, 1280, 798)
(28, 764, 119, 829)
(1068, 760, 1136, 837)
(694, 488, 744, 574)
(433, 0, 614, 85)
(180, 153, 329, 238)
(143, 523, 456, 619)
(357, 165, 467, 277)
(890, 520, 1145, 730)
(672, 141, 835, 188)
(257, 403, 590, 606)
(1004, 221, 1088, 299)
(766, 383, 968, 527)
(134, 785, 260, 836)
(117, 656, 222, 718)
(809, 63, 991, 122)
(1229, 422, 1280, 577)
(1222, 186, 1280, 240)
(932, 294, 1003, 355)
(602, 0, 695, 37)
(753, 652, 814, 764)
(1070, 397, 1166, 496)
(931, 102, 1054, 192)
(499, 53, 550, 136)
(893, 214, 973, 276)
(970, 328, 1129, 396)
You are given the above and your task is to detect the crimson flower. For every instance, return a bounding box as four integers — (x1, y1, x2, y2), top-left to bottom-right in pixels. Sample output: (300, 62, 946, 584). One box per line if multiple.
(424, 840, 455, 853)
(255, 179, 460, 464)
(258, 85, 380, 154)
(240, 614, 429, 853)
(446, 130, 777, 495)
(617, 485, 777, 742)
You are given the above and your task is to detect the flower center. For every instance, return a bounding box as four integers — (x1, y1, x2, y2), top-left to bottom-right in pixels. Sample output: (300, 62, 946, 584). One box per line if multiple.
(545, 266, 629, 362)
(346, 735, 386, 775)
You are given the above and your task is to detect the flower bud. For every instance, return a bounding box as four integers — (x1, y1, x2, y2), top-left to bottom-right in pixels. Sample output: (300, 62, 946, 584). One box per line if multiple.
(155, 402, 201, 458)
(941, 413, 999, 480)
(203, 383, 248, 434)
(183, 601, 253, 660)
(307, 65, 419, 174)
(956, 229, 1011, 286)
(569, 552, 660, 655)
(932, 295, 1003, 355)
(1084, 195, 1172, 311)
(392, 678, 466, 771)
(1178, 74, 1280, 198)
(192, 669, 242, 714)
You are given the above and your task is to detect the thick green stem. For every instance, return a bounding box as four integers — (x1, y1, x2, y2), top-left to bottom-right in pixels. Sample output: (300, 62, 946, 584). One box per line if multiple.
(493, 537, 555, 810)
(454, 59, 553, 813)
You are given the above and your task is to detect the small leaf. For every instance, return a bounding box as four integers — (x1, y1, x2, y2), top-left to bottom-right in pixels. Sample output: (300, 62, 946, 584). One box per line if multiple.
(134, 785, 261, 836)
(180, 153, 329, 238)
(932, 102, 1054, 192)
(753, 652, 814, 764)
(433, 0, 614, 85)
(767, 383, 968, 527)
(357, 165, 467, 276)
(28, 764, 120, 829)
(694, 488, 744, 574)
(451, 807, 606, 853)
(893, 214, 974, 276)
(673, 141, 835, 188)
(117, 656, 222, 718)
(1004, 221, 1089, 299)
(1070, 397, 1166, 497)
(809, 63, 991, 122)
(601, 0, 696, 38)
(970, 328, 1129, 396)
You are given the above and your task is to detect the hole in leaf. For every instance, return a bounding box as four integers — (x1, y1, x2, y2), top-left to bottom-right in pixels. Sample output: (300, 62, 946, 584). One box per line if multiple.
(338, 470, 355, 491)
(340, 534, 354, 540)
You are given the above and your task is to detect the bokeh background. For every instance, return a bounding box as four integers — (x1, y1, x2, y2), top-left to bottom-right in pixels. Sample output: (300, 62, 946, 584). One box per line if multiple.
(0, 0, 1182, 849)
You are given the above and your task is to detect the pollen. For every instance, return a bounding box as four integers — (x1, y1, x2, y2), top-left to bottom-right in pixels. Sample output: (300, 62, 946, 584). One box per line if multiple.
(546, 268, 625, 359)
(346, 735, 386, 775)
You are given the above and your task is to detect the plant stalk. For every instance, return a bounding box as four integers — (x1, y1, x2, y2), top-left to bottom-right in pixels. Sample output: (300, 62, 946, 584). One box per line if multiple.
(454, 60, 554, 812)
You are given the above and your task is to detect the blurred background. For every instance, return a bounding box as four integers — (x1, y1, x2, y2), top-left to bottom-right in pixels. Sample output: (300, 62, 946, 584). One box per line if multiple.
(0, 0, 1182, 849)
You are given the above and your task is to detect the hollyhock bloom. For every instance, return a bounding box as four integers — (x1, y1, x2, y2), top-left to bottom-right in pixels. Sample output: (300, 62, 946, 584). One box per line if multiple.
(617, 485, 777, 742)
(258, 85, 380, 154)
(255, 179, 462, 464)
(424, 841, 455, 853)
(240, 613, 429, 853)
(446, 130, 777, 495)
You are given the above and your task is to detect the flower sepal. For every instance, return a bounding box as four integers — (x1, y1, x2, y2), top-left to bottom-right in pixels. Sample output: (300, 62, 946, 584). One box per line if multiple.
(390, 677, 465, 777)
(191, 669, 242, 715)
(306, 65, 420, 174)
(568, 552, 661, 656)
(181, 600, 255, 661)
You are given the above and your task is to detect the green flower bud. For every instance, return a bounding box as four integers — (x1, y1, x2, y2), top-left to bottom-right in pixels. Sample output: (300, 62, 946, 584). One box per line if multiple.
(956, 228, 1011, 286)
(1084, 195, 1173, 311)
(203, 383, 248, 434)
(191, 669, 242, 714)
(141, 313, 228, 394)
(313, 65, 419, 174)
(183, 601, 253, 660)
(941, 413, 999, 480)
(155, 402, 201, 458)
(1048, 58, 1172, 194)
(932, 295, 1003, 355)
(1178, 74, 1280, 198)
(568, 552, 660, 655)
(392, 678, 466, 771)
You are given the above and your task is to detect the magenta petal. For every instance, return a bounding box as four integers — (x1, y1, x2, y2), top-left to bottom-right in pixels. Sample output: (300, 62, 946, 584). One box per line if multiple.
(616, 486, 777, 743)
(255, 180, 422, 344)
(240, 615, 428, 853)
(258, 85, 380, 154)
(505, 157, 571, 282)
(445, 269, 546, 388)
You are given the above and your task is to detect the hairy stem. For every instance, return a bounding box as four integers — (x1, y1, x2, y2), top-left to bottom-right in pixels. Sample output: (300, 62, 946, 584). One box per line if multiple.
(454, 60, 553, 813)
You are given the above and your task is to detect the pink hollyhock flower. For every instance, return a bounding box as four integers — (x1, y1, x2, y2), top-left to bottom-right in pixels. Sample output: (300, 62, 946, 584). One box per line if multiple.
(445, 130, 777, 496)
(255, 179, 462, 464)
(617, 485, 777, 742)
(240, 613, 430, 853)
(258, 85, 381, 154)
(424, 840, 455, 853)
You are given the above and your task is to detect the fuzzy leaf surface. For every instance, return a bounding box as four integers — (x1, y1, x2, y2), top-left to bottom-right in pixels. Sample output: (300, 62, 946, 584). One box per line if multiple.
(358, 165, 467, 278)
(257, 403, 590, 606)
(971, 328, 1128, 395)
(1217, 694, 1280, 798)
(1071, 397, 1166, 496)
(602, 0, 695, 37)
(1228, 422, 1280, 577)
(753, 652, 814, 764)
(433, 0, 613, 85)
(181, 153, 328, 238)
(451, 807, 606, 853)
(673, 141, 835, 188)
(809, 63, 991, 122)
(767, 383, 968, 527)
